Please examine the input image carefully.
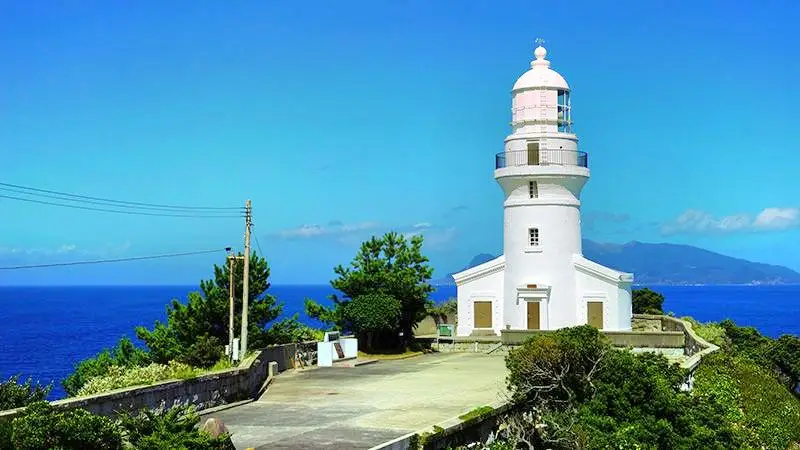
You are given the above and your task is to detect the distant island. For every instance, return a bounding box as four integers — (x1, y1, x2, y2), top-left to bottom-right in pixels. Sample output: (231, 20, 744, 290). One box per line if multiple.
(434, 240, 800, 286)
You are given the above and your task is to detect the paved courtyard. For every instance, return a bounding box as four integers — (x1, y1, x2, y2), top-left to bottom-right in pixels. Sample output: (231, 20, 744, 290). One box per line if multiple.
(206, 352, 508, 449)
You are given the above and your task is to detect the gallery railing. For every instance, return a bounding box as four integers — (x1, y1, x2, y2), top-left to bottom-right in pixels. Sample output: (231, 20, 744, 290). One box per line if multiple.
(495, 150, 588, 169)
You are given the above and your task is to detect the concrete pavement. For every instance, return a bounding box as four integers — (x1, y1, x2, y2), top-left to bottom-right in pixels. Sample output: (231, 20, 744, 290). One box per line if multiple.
(205, 352, 508, 449)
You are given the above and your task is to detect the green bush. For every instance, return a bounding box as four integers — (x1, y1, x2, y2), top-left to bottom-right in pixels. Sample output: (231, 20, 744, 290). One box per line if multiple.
(503, 325, 744, 449)
(11, 401, 123, 450)
(118, 405, 234, 450)
(0, 375, 51, 449)
(342, 293, 402, 351)
(63, 336, 151, 397)
(0, 375, 51, 410)
(682, 317, 728, 347)
(695, 351, 800, 449)
(631, 288, 664, 314)
(8, 402, 232, 450)
(76, 361, 200, 397)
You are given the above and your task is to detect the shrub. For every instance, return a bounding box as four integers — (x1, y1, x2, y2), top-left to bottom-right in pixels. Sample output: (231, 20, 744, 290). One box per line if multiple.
(506, 325, 609, 407)
(11, 401, 122, 450)
(631, 288, 664, 314)
(682, 317, 728, 347)
(0, 375, 51, 410)
(769, 334, 800, 392)
(76, 361, 200, 397)
(343, 293, 402, 351)
(63, 336, 151, 397)
(118, 405, 234, 450)
(503, 325, 744, 449)
(695, 351, 800, 449)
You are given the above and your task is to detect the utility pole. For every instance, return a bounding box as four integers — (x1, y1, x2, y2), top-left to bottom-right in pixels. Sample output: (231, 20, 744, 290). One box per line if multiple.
(227, 253, 235, 359)
(241, 199, 252, 358)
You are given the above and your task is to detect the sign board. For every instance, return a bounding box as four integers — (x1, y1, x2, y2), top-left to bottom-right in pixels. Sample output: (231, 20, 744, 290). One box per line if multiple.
(438, 324, 455, 337)
(324, 331, 340, 342)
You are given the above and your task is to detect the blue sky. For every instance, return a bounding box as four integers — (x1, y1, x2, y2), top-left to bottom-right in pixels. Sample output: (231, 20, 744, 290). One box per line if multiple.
(1, 1, 799, 285)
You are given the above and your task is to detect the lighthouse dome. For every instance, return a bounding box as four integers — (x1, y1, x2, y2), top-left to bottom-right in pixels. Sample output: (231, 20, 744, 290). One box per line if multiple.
(512, 45, 569, 91)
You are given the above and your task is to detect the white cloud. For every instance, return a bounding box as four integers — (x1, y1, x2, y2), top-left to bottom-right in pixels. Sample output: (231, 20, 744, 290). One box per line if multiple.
(272, 220, 457, 250)
(276, 221, 380, 240)
(752, 208, 800, 230)
(662, 207, 800, 235)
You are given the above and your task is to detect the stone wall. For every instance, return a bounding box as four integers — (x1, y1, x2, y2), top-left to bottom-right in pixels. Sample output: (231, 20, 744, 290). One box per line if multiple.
(0, 340, 318, 421)
(632, 314, 718, 361)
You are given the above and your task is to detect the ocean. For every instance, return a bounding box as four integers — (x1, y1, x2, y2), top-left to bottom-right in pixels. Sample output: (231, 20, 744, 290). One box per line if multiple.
(1, 284, 798, 400)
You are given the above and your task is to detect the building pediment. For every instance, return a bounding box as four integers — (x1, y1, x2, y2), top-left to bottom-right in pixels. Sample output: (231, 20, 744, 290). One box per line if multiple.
(452, 255, 505, 286)
(573, 254, 634, 284)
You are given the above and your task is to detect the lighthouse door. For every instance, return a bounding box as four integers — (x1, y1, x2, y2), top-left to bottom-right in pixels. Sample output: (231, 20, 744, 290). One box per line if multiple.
(526, 301, 541, 330)
(587, 301, 604, 329)
(526, 142, 540, 165)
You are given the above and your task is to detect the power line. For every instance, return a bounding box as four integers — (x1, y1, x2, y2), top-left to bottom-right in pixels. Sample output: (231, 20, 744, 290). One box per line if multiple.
(0, 248, 227, 270)
(0, 181, 243, 211)
(0, 194, 244, 218)
(0, 186, 242, 213)
(254, 233, 264, 256)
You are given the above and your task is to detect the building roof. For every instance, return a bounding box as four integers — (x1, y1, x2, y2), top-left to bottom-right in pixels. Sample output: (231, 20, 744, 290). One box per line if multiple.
(512, 45, 569, 91)
(451, 255, 505, 286)
(573, 254, 634, 284)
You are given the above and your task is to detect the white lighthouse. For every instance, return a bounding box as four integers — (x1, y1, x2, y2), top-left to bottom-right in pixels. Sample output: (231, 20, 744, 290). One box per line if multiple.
(453, 43, 633, 336)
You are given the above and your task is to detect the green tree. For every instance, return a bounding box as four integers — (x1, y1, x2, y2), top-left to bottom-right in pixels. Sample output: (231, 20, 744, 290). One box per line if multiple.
(427, 297, 457, 326)
(305, 232, 434, 348)
(631, 288, 665, 314)
(63, 336, 151, 397)
(342, 293, 402, 351)
(136, 252, 296, 367)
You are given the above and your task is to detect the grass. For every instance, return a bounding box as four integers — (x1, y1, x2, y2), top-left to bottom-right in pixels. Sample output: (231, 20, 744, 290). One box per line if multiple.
(357, 349, 424, 360)
(458, 405, 495, 422)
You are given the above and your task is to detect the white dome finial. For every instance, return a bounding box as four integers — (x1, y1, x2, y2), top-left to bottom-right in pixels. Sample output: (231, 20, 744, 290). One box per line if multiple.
(531, 38, 550, 68)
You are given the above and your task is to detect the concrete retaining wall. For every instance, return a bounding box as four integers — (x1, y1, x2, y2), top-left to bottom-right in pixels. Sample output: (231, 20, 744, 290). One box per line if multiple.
(0, 340, 318, 421)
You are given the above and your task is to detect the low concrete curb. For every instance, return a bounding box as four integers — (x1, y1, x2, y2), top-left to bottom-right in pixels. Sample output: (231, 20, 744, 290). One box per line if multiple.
(369, 399, 513, 450)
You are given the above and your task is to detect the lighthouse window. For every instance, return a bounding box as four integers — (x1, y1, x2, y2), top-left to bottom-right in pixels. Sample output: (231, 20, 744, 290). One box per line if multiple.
(557, 90, 572, 133)
(528, 228, 540, 247)
(529, 181, 538, 199)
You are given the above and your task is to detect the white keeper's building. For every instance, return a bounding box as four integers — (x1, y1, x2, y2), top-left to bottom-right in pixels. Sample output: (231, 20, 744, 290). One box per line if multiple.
(453, 44, 634, 336)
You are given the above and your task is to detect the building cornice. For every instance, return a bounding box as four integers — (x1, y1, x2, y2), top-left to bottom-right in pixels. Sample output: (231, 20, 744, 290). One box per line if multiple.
(573, 254, 634, 285)
(452, 256, 505, 286)
(504, 198, 581, 208)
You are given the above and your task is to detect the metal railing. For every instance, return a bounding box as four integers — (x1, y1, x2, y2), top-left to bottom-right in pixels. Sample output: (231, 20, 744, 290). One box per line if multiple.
(495, 150, 588, 169)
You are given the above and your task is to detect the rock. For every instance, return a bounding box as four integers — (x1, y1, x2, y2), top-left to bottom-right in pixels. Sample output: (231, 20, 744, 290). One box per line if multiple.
(200, 417, 229, 438)
(200, 418, 235, 449)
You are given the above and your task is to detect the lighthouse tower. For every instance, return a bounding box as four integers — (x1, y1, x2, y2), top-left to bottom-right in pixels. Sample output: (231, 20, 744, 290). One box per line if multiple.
(452, 43, 633, 336)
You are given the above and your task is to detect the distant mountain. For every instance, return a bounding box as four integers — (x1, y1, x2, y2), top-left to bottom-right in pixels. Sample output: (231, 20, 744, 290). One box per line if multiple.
(433, 240, 800, 286)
